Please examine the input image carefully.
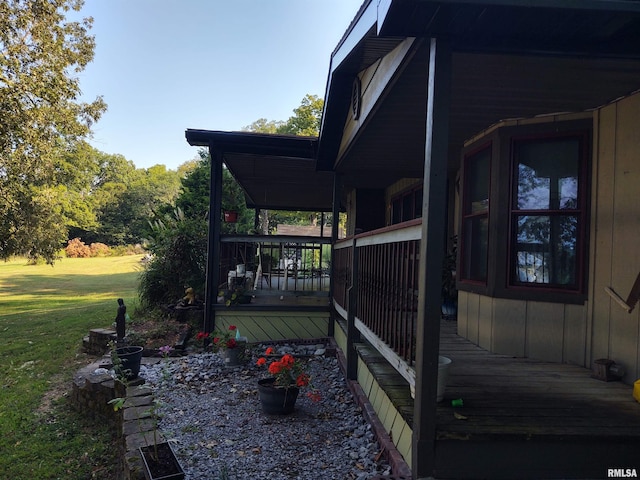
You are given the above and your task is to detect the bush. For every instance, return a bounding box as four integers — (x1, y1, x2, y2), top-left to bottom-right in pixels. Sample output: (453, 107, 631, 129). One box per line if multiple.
(89, 243, 110, 257)
(138, 215, 207, 310)
(65, 238, 91, 258)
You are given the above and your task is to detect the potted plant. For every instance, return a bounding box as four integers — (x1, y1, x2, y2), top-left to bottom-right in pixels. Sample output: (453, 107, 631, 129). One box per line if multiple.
(211, 325, 245, 366)
(255, 347, 321, 414)
(109, 347, 185, 480)
(218, 287, 252, 306)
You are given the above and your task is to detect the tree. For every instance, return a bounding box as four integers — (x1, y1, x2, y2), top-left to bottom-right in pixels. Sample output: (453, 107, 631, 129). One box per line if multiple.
(277, 94, 323, 136)
(243, 94, 326, 232)
(0, 0, 106, 262)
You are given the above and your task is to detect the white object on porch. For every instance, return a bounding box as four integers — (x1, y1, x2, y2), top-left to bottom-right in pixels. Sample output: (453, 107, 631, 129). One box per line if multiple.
(227, 270, 254, 290)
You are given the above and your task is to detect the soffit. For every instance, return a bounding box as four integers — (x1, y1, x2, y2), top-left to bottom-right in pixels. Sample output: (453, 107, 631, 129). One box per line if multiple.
(322, 0, 640, 189)
(185, 130, 334, 211)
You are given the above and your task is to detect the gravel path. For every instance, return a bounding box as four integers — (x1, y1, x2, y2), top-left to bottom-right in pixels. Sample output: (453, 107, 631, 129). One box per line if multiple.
(140, 344, 392, 480)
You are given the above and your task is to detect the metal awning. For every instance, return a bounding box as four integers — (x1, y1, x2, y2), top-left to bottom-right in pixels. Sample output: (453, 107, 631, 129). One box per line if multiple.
(185, 129, 334, 211)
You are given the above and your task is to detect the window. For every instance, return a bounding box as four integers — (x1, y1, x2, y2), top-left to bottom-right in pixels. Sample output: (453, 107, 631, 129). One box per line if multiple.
(461, 145, 491, 283)
(458, 119, 591, 303)
(390, 187, 423, 225)
(510, 135, 587, 291)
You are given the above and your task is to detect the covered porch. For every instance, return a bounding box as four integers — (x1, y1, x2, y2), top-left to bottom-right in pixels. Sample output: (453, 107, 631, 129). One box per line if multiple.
(353, 318, 640, 479)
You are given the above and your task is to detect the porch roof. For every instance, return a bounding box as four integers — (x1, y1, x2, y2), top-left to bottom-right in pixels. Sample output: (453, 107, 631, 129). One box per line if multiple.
(185, 129, 334, 211)
(318, 0, 640, 185)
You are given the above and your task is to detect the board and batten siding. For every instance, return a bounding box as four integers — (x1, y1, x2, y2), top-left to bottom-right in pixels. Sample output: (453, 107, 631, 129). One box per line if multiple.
(589, 91, 640, 383)
(215, 311, 329, 343)
(458, 91, 640, 382)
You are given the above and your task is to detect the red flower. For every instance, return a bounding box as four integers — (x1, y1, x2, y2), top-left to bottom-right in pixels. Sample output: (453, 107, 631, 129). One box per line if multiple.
(281, 354, 295, 367)
(229, 325, 237, 331)
(196, 331, 209, 341)
(226, 338, 237, 349)
(268, 361, 283, 375)
(296, 373, 310, 387)
(256, 357, 266, 366)
(213, 337, 220, 344)
(307, 391, 322, 402)
(265, 347, 274, 355)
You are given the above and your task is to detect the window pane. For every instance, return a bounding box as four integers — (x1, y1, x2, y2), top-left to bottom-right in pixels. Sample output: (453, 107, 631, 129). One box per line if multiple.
(515, 215, 577, 285)
(402, 194, 413, 222)
(414, 188, 423, 218)
(515, 139, 579, 210)
(467, 148, 490, 213)
(392, 198, 402, 224)
(463, 216, 488, 281)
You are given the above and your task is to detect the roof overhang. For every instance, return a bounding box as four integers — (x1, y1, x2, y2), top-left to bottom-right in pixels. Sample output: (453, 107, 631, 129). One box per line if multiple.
(318, 0, 640, 187)
(185, 130, 334, 212)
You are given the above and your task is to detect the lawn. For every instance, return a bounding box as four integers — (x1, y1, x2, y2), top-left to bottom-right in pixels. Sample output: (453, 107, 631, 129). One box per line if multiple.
(0, 255, 144, 479)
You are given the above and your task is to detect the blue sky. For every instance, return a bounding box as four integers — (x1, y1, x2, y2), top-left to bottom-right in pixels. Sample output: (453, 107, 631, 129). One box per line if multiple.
(74, 1, 362, 170)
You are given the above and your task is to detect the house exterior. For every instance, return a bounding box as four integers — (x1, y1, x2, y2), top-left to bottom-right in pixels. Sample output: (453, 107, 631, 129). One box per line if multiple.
(188, 1, 640, 478)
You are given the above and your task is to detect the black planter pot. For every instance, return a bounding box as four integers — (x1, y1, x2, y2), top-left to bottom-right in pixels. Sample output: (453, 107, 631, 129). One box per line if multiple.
(257, 378, 299, 414)
(139, 442, 185, 480)
(115, 346, 143, 380)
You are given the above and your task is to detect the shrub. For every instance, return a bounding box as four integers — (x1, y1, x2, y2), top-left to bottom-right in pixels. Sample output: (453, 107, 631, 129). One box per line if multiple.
(65, 238, 91, 258)
(138, 214, 207, 310)
(89, 243, 110, 257)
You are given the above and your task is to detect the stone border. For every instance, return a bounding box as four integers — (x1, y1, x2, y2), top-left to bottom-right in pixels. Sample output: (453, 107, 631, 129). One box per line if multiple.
(332, 340, 413, 479)
(71, 355, 163, 480)
(73, 340, 411, 479)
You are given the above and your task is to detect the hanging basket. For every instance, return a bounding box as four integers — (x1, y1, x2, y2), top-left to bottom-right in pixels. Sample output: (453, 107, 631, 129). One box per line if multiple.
(223, 211, 238, 223)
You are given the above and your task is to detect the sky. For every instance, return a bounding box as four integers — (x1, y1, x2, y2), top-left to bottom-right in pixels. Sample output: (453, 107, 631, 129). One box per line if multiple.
(73, 1, 363, 170)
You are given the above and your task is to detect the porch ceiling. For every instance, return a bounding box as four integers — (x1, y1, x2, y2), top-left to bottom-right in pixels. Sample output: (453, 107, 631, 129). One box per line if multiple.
(185, 129, 334, 211)
(319, 0, 640, 189)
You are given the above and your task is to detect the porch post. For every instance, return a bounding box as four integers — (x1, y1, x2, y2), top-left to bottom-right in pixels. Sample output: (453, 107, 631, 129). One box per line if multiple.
(346, 238, 359, 380)
(204, 145, 223, 334)
(413, 37, 451, 479)
(328, 173, 341, 337)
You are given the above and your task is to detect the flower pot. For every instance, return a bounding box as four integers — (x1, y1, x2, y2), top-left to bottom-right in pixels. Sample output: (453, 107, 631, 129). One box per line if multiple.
(437, 355, 452, 402)
(223, 211, 238, 223)
(115, 346, 144, 380)
(257, 378, 299, 414)
(224, 348, 241, 366)
(139, 442, 185, 480)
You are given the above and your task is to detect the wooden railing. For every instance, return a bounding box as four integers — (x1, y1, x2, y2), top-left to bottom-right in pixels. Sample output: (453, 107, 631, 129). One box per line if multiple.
(334, 220, 421, 373)
(220, 235, 331, 294)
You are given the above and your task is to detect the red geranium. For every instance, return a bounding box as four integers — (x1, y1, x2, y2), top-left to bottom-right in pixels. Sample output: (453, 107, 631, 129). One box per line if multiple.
(256, 347, 321, 402)
(211, 324, 241, 351)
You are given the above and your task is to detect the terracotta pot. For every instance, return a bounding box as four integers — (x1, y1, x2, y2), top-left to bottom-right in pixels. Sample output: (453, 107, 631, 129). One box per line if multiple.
(257, 378, 299, 414)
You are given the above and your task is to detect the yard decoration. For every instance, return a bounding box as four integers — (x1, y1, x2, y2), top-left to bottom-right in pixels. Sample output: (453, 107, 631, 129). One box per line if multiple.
(255, 347, 321, 414)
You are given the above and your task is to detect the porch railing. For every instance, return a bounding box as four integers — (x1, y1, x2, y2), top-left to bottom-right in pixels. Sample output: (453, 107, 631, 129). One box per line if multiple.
(334, 220, 422, 381)
(220, 234, 331, 294)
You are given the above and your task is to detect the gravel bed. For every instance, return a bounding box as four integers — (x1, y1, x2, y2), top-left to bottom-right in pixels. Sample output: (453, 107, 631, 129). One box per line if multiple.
(140, 343, 392, 480)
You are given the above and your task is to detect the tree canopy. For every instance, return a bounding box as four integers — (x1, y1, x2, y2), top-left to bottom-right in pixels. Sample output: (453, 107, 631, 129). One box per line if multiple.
(1, 0, 106, 262)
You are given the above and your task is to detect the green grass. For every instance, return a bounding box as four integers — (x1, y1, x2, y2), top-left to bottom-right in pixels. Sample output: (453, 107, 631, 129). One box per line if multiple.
(0, 255, 144, 479)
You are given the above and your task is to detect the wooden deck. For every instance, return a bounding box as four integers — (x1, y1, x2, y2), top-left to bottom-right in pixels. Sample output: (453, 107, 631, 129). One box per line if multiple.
(435, 320, 640, 479)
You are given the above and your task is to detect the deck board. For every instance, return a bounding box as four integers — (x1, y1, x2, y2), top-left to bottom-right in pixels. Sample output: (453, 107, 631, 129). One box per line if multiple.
(435, 320, 640, 478)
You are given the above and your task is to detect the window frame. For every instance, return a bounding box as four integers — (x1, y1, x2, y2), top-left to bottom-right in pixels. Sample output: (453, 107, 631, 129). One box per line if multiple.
(457, 119, 591, 304)
(507, 131, 590, 294)
(459, 142, 492, 286)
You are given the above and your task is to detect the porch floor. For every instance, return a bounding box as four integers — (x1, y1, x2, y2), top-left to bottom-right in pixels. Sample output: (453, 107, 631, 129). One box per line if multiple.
(435, 319, 640, 479)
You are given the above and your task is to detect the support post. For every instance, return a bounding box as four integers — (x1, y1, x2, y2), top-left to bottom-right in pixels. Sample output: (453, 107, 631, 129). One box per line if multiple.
(328, 173, 341, 337)
(346, 238, 360, 380)
(204, 146, 223, 334)
(412, 37, 452, 480)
